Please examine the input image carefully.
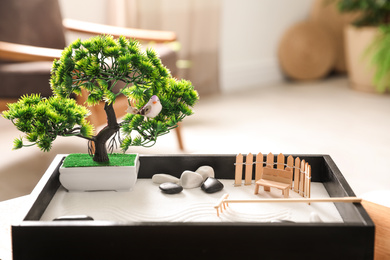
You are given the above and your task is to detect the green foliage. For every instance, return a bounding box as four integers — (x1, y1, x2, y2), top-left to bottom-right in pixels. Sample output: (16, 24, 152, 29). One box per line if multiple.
(4, 35, 198, 158)
(51, 34, 198, 151)
(337, 0, 390, 92)
(337, 0, 390, 27)
(119, 77, 198, 150)
(3, 94, 93, 152)
(367, 25, 390, 92)
(50, 35, 172, 105)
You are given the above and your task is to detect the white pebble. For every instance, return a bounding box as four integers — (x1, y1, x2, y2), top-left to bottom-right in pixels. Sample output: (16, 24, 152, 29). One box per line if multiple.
(152, 174, 180, 184)
(180, 170, 204, 189)
(195, 165, 215, 181)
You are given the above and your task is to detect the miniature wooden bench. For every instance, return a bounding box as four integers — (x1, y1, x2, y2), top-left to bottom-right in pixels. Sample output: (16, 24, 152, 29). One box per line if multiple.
(254, 167, 293, 198)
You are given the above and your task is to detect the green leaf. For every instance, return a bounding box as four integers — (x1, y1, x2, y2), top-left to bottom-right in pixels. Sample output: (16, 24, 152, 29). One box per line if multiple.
(86, 90, 103, 106)
(120, 136, 132, 151)
(61, 46, 73, 59)
(132, 136, 142, 146)
(80, 121, 94, 138)
(74, 48, 88, 60)
(118, 36, 128, 47)
(13, 138, 23, 150)
(87, 61, 100, 76)
(178, 103, 193, 116)
(103, 46, 120, 57)
(26, 132, 38, 142)
(81, 81, 95, 92)
(96, 79, 108, 90)
(103, 90, 116, 104)
(122, 113, 134, 122)
(71, 38, 82, 49)
(130, 115, 144, 128)
(37, 136, 53, 152)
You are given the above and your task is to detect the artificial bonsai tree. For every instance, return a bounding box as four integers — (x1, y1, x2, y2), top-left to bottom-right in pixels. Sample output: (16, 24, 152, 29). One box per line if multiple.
(337, 0, 390, 92)
(3, 35, 198, 162)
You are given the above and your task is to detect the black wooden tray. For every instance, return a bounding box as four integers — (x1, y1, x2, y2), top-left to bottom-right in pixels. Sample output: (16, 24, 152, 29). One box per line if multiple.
(12, 154, 374, 260)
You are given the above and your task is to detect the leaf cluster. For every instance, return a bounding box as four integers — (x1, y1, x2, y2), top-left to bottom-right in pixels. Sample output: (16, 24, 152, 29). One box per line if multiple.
(3, 94, 93, 151)
(337, 0, 390, 27)
(367, 25, 390, 92)
(50, 35, 172, 106)
(50, 34, 199, 151)
(120, 78, 198, 150)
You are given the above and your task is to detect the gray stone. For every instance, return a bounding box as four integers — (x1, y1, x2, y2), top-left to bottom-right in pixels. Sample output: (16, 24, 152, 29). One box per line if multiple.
(159, 182, 183, 194)
(180, 170, 204, 189)
(53, 215, 94, 221)
(152, 174, 180, 184)
(195, 165, 215, 181)
(201, 177, 224, 193)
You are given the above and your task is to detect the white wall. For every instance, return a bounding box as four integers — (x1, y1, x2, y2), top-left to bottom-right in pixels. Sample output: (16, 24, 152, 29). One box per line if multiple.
(59, 0, 107, 23)
(219, 0, 313, 92)
(58, 0, 314, 93)
(58, 0, 107, 43)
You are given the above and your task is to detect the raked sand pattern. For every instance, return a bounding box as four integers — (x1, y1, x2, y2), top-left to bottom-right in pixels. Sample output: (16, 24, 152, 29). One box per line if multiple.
(40, 180, 343, 223)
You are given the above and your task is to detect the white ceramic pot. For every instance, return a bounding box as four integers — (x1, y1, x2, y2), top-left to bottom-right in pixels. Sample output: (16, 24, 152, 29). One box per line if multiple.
(59, 154, 140, 192)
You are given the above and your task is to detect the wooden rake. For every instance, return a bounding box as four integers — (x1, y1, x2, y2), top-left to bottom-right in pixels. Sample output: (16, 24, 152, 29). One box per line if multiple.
(214, 193, 362, 217)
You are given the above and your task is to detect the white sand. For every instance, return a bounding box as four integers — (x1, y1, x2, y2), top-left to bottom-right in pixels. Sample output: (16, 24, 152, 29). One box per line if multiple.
(40, 179, 343, 223)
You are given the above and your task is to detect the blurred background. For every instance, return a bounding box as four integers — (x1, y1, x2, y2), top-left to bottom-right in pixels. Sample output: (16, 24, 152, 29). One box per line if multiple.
(0, 0, 389, 203)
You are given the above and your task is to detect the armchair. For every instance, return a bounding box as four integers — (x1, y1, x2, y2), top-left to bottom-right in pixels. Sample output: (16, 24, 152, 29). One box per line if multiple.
(0, 0, 183, 150)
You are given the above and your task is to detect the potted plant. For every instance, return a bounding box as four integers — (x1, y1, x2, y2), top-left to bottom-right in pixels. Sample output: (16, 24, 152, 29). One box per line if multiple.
(337, 0, 390, 93)
(2, 35, 198, 191)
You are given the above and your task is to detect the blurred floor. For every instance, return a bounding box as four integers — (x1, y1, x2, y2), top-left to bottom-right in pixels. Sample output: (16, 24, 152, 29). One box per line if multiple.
(1, 75, 389, 201)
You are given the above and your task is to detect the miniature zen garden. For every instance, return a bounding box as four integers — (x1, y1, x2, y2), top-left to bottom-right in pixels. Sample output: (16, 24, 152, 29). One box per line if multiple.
(3, 35, 360, 223)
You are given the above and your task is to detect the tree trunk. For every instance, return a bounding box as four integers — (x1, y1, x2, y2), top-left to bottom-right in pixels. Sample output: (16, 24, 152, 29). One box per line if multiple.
(92, 102, 119, 162)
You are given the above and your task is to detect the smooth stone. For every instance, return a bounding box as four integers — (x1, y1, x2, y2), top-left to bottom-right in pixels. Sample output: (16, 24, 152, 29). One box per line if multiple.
(159, 182, 183, 194)
(195, 165, 215, 181)
(180, 170, 204, 189)
(152, 174, 180, 184)
(201, 177, 224, 193)
(309, 212, 323, 223)
(53, 215, 94, 221)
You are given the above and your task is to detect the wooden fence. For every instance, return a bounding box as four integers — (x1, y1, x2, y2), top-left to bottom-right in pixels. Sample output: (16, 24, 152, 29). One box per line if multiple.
(234, 153, 311, 199)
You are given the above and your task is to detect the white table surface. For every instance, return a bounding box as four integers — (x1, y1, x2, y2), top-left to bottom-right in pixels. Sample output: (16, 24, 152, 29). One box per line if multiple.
(0, 196, 31, 260)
